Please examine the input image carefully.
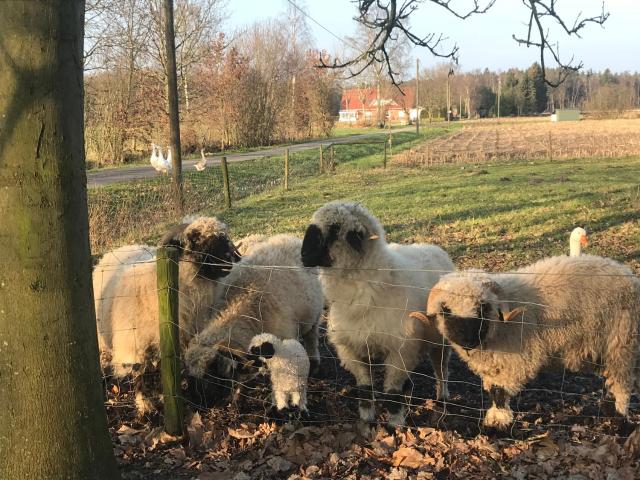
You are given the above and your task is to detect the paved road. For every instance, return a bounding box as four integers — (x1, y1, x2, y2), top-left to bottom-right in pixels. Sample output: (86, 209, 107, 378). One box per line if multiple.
(87, 129, 409, 188)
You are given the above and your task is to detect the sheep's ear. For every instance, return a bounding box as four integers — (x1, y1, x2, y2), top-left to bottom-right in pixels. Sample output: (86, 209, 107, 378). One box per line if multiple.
(499, 307, 526, 322)
(159, 223, 188, 254)
(346, 230, 365, 253)
(301, 224, 324, 266)
(409, 311, 436, 326)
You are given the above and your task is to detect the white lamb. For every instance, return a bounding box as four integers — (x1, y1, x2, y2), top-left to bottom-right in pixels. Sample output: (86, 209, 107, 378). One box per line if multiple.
(93, 217, 240, 414)
(184, 235, 323, 387)
(414, 254, 640, 430)
(301, 201, 455, 425)
(248, 333, 310, 411)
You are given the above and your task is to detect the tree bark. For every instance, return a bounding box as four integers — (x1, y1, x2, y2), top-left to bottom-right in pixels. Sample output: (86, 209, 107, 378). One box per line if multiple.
(0, 1, 120, 479)
(163, 0, 183, 211)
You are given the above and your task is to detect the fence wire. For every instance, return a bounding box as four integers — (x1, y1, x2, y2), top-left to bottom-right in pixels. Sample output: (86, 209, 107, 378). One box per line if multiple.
(87, 140, 395, 257)
(94, 242, 640, 443)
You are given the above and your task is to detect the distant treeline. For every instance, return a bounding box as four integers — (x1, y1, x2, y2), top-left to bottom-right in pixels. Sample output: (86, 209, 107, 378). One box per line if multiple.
(411, 64, 640, 119)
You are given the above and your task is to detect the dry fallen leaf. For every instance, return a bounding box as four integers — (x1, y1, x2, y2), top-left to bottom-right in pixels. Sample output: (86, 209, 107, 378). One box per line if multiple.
(392, 447, 425, 469)
(228, 427, 257, 440)
(266, 455, 292, 472)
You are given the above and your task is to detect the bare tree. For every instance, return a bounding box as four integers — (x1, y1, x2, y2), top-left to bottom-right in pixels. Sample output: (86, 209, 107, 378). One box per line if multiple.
(320, 0, 609, 87)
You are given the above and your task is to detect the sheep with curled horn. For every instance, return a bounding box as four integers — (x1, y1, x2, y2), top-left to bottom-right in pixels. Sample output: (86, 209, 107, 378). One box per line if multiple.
(184, 234, 323, 403)
(93, 216, 240, 415)
(301, 201, 455, 425)
(412, 255, 640, 431)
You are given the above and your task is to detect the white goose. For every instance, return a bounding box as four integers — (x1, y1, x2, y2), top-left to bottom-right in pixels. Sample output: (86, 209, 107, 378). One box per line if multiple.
(150, 143, 163, 172)
(195, 148, 208, 171)
(155, 146, 171, 175)
(164, 146, 173, 174)
(569, 227, 588, 257)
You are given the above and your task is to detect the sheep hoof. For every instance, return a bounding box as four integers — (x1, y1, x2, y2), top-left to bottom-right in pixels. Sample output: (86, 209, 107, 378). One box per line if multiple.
(436, 384, 450, 402)
(359, 403, 375, 422)
(387, 410, 406, 427)
(483, 405, 513, 430)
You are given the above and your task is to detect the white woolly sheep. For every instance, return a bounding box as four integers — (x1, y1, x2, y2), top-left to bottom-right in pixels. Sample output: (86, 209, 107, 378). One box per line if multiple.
(248, 332, 310, 411)
(93, 217, 240, 414)
(414, 254, 640, 430)
(184, 234, 323, 391)
(235, 234, 269, 256)
(301, 201, 455, 425)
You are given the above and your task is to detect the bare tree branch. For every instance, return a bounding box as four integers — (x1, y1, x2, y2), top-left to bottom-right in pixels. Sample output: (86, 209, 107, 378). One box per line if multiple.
(317, 0, 608, 88)
(513, 0, 609, 87)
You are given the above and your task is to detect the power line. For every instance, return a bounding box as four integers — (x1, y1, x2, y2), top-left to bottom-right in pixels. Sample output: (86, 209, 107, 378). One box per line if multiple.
(285, 0, 358, 50)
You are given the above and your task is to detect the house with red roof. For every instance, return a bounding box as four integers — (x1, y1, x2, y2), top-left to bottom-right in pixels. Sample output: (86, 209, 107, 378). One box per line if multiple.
(338, 85, 418, 124)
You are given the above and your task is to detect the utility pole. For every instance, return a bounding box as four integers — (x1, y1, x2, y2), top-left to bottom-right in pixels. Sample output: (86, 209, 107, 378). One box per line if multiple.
(163, 0, 183, 212)
(447, 68, 454, 124)
(415, 58, 420, 134)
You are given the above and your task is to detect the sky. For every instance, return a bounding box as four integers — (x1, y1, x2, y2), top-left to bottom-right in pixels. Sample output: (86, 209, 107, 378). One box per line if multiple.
(228, 0, 640, 74)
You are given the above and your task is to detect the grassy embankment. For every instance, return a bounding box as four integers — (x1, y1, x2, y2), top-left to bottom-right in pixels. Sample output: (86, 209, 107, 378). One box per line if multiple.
(89, 123, 639, 272)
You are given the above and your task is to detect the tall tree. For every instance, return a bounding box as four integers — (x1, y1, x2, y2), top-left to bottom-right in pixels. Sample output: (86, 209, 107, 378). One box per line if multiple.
(0, 1, 120, 479)
(528, 63, 548, 113)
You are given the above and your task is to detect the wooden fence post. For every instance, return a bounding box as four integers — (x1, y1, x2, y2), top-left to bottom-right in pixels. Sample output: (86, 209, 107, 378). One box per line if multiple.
(284, 148, 289, 191)
(319, 144, 324, 173)
(157, 246, 183, 436)
(329, 145, 334, 172)
(383, 140, 387, 169)
(221, 156, 231, 209)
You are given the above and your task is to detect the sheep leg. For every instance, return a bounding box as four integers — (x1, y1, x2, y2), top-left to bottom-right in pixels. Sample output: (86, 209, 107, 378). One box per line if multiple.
(426, 344, 451, 401)
(484, 386, 513, 430)
(290, 387, 308, 412)
(333, 341, 375, 421)
(604, 316, 636, 418)
(301, 321, 321, 374)
(273, 389, 289, 411)
(382, 350, 419, 426)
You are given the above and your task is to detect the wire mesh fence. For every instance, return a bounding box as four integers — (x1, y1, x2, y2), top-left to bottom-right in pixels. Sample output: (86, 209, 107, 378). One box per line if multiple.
(94, 238, 640, 445)
(88, 139, 394, 257)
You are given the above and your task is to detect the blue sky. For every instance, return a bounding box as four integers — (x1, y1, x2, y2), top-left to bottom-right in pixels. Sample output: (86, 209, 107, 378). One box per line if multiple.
(228, 0, 640, 73)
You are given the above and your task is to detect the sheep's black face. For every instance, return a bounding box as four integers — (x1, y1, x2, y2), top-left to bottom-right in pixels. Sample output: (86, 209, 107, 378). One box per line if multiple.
(302, 223, 340, 267)
(441, 304, 491, 350)
(249, 342, 275, 360)
(187, 231, 240, 280)
(160, 223, 240, 281)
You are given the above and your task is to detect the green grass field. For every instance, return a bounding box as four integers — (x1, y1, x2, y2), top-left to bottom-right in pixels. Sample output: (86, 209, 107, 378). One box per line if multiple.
(88, 128, 454, 253)
(89, 126, 639, 273)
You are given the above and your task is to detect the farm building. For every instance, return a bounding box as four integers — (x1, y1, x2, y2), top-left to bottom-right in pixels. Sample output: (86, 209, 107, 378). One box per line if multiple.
(338, 85, 417, 124)
(551, 109, 581, 121)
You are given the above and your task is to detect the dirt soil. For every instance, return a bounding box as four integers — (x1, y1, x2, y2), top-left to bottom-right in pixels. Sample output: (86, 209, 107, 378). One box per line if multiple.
(395, 119, 640, 166)
(107, 327, 640, 479)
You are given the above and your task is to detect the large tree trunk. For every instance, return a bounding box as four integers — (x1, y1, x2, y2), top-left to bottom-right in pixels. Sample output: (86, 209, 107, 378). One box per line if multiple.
(0, 2, 120, 479)
(163, 0, 183, 211)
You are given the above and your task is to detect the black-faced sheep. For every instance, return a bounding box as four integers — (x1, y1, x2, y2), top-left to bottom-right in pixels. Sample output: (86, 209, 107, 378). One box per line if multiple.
(248, 333, 310, 412)
(414, 254, 640, 430)
(93, 217, 240, 414)
(184, 234, 323, 393)
(301, 201, 455, 425)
